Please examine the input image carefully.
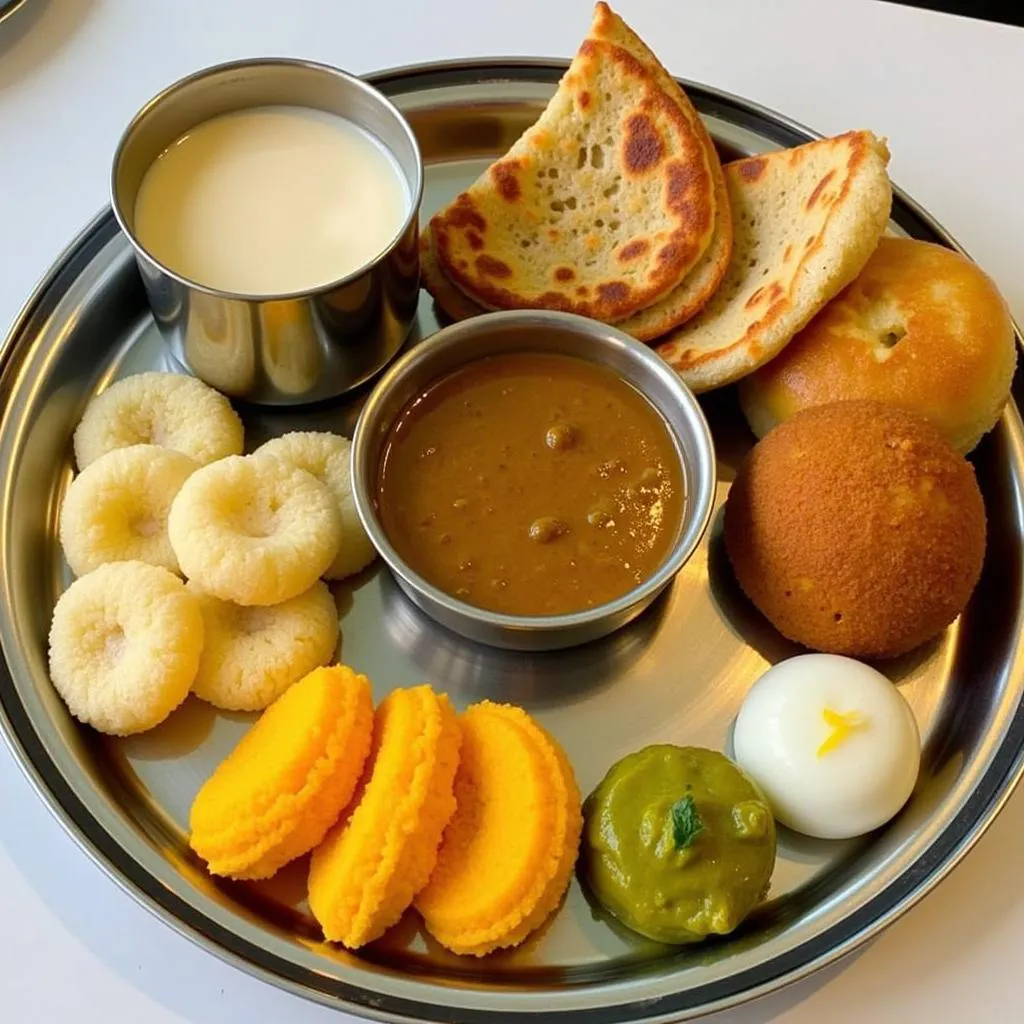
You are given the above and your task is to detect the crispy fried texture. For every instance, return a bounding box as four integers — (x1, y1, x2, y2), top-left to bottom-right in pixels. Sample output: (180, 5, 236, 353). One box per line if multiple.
(420, 228, 485, 324)
(188, 665, 373, 879)
(739, 237, 1017, 454)
(414, 702, 582, 956)
(724, 400, 987, 658)
(308, 685, 462, 949)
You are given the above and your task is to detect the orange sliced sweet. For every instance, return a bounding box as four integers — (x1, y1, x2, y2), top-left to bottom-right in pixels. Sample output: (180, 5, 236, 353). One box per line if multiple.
(307, 684, 461, 949)
(188, 664, 373, 880)
(414, 701, 582, 956)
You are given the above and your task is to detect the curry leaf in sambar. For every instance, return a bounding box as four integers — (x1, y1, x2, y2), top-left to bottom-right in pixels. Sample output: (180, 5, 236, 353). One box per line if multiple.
(670, 795, 703, 850)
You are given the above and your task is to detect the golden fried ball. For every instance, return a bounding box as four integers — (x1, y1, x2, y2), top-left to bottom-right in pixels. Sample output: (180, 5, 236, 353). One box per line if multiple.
(724, 400, 986, 658)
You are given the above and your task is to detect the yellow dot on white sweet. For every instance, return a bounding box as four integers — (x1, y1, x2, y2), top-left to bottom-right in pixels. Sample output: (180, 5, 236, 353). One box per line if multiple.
(817, 707, 869, 758)
(733, 654, 922, 840)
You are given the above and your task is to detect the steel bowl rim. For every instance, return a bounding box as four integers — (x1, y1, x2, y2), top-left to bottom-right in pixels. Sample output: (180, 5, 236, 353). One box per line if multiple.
(108, 56, 425, 303)
(351, 308, 717, 637)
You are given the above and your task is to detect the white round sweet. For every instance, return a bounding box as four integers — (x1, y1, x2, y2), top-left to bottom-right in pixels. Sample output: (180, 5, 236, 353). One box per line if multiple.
(732, 654, 921, 840)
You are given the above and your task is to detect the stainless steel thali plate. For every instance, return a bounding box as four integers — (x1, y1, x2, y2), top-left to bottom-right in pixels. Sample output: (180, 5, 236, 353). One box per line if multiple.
(2, 60, 1024, 1024)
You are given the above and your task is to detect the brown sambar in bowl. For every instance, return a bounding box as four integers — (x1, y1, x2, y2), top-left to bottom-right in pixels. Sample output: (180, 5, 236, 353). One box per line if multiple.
(375, 351, 685, 616)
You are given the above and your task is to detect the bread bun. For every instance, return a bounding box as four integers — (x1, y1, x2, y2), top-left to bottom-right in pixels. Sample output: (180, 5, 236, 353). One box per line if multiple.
(724, 400, 986, 659)
(738, 237, 1016, 453)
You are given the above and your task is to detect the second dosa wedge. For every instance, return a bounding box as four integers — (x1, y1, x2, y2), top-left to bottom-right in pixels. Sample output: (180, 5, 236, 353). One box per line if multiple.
(656, 131, 892, 391)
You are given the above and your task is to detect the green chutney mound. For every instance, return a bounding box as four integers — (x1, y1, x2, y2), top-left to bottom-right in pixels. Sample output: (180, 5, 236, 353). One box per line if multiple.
(579, 744, 777, 944)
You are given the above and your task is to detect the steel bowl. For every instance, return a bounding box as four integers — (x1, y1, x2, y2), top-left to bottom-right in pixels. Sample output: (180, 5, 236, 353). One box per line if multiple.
(352, 310, 716, 651)
(110, 58, 423, 406)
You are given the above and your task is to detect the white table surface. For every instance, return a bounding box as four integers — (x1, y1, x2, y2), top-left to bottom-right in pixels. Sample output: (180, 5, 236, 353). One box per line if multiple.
(1, 1, 1023, 1021)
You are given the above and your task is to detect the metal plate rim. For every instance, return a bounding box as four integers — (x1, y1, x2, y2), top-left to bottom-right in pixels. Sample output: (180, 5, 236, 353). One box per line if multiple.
(2, 58, 1024, 1024)
(0, 0, 31, 28)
